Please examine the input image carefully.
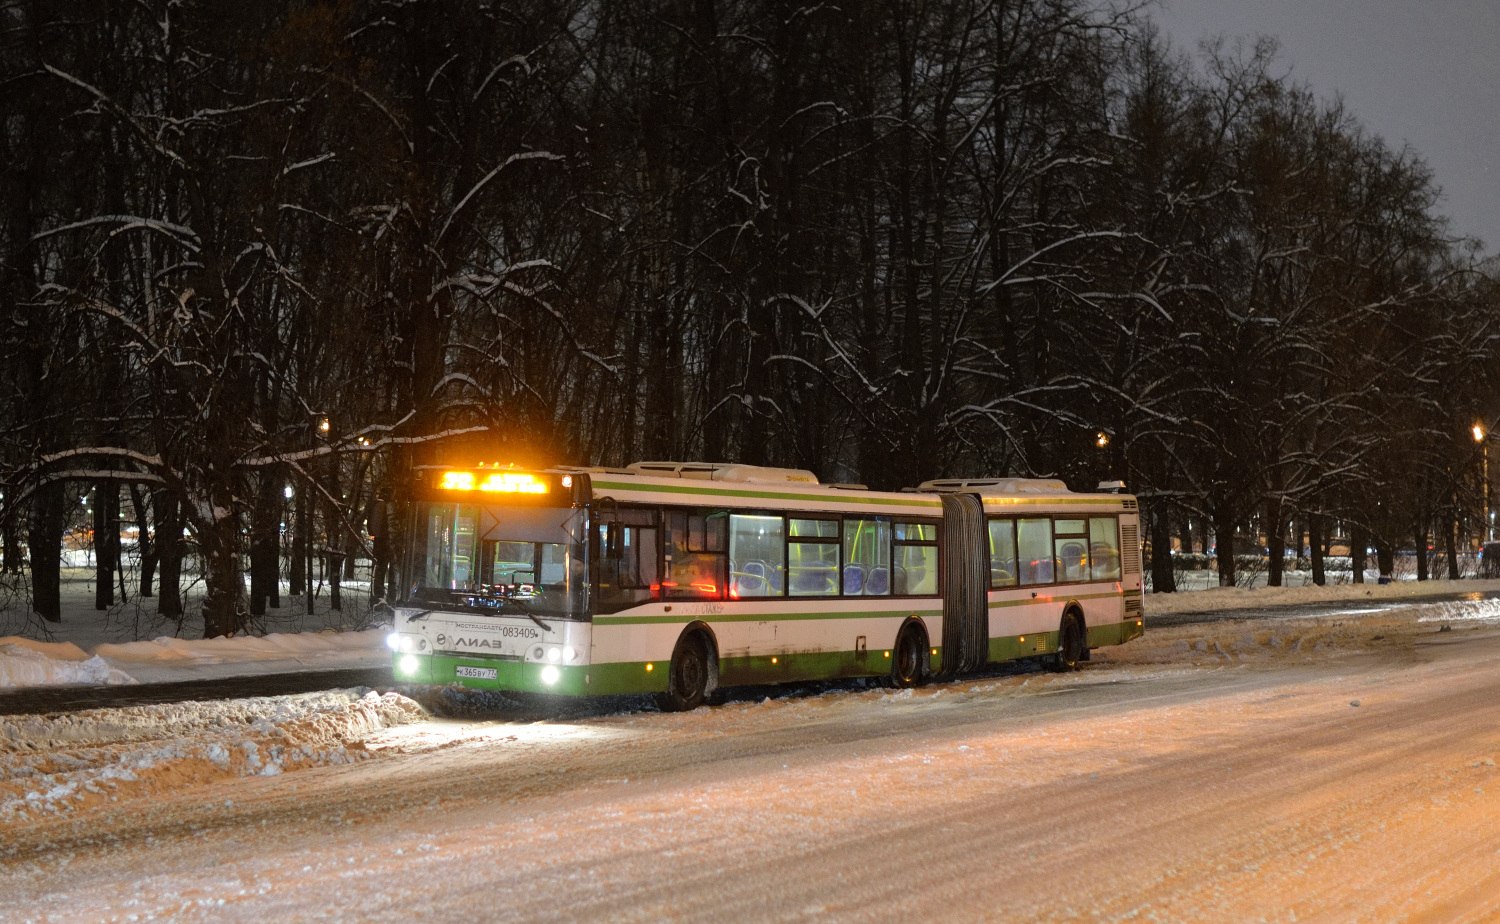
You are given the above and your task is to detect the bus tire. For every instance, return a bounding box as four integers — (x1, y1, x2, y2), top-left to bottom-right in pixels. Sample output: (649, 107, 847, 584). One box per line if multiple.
(658, 631, 712, 712)
(1048, 610, 1084, 673)
(889, 622, 929, 688)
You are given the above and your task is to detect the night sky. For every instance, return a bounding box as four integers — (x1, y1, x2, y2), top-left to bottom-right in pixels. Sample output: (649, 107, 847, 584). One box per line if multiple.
(1155, 0, 1500, 252)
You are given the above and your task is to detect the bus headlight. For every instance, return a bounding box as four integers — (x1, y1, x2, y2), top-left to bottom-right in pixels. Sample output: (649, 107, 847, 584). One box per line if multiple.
(541, 665, 560, 685)
(400, 636, 415, 653)
(564, 646, 578, 662)
(546, 647, 561, 662)
(385, 632, 400, 651)
(398, 655, 420, 676)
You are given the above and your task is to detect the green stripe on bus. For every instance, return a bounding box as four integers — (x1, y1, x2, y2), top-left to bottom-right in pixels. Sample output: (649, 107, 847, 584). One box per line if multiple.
(590, 480, 944, 508)
(983, 497, 1130, 507)
(988, 591, 1122, 608)
(595, 607, 943, 626)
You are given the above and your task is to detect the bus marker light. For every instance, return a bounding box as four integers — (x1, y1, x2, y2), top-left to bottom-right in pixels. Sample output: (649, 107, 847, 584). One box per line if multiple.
(541, 665, 560, 685)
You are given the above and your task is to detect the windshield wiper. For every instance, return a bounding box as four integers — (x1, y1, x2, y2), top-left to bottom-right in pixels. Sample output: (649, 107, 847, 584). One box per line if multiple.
(506, 596, 553, 633)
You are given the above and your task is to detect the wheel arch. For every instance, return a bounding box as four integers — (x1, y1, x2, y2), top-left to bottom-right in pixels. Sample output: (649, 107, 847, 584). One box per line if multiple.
(896, 613, 931, 650)
(1062, 600, 1087, 636)
(675, 620, 720, 694)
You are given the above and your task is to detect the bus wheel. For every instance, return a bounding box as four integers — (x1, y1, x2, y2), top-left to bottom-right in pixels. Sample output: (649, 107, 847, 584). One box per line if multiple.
(659, 633, 711, 712)
(890, 623, 928, 688)
(1048, 611, 1084, 673)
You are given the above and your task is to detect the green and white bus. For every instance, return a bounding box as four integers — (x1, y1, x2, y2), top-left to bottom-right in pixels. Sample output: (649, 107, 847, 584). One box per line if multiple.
(389, 461, 1143, 709)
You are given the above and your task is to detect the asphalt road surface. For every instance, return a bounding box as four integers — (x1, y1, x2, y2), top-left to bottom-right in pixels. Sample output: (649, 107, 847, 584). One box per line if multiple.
(4, 596, 1500, 921)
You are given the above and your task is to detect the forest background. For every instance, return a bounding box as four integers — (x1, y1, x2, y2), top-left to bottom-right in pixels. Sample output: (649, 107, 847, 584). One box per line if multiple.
(3, 0, 1497, 637)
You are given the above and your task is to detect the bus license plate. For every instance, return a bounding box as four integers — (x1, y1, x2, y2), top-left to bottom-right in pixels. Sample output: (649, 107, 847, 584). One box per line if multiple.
(455, 666, 497, 680)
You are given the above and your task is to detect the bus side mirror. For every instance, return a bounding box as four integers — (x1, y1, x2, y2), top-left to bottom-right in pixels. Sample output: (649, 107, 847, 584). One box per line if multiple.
(606, 523, 623, 559)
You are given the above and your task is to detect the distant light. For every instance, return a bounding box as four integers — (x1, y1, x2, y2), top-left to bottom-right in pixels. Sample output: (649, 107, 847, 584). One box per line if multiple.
(771, 656, 778, 664)
(284, 485, 294, 499)
(561, 475, 573, 488)
(1476, 424, 1487, 443)
(1096, 431, 1111, 449)
(319, 418, 330, 432)
(645, 663, 654, 672)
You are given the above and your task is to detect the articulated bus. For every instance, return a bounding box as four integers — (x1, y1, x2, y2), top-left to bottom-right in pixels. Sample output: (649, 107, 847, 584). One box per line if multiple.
(389, 461, 1143, 709)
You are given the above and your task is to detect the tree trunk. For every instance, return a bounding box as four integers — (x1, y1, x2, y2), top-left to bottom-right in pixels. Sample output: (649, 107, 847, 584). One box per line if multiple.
(94, 481, 118, 610)
(329, 550, 343, 612)
(1414, 522, 1429, 581)
(155, 490, 184, 620)
(290, 488, 306, 596)
(130, 485, 155, 597)
(1213, 508, 1237, 587)
(200, 507, 247, 639)
(1376, 540, 1394, 583)
(1351, 523, 1367, 584)
(249, 472, 281, 616)
(28, 481, 64, 622)
(1309, 513, 1325, 586)
(1266, 505, 1285, 588)
(1178, 515, 1193, 555)
(1447, 515, 1461, 580)
(3, 507, 21, 574)
(304, 497, 315, 617)
(1148, 500, 1175, 592)
(369, 499, 389, 606)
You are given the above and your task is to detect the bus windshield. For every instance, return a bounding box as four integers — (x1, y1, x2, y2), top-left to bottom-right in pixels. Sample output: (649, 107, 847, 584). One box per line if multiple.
(410, 502, 587, 619)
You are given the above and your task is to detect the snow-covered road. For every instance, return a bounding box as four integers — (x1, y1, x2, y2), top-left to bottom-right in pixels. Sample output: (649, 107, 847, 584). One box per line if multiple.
(6, 602, 1500, 922)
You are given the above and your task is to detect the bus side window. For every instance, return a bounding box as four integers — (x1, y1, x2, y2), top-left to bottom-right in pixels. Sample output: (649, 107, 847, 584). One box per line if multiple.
(593, 506, 660, 612)
(729, 513, 785, 597)
(1053, 519, 1088, 583)
(789, 518, 839, 596)
(1090, 517, 1121, 581)
(988, 518, 1017, 588)
(664, 509, 727, 599)
(893, 521, 938, 595)
(1016, 518, 1054, 585)
(842, 518, 891, 596)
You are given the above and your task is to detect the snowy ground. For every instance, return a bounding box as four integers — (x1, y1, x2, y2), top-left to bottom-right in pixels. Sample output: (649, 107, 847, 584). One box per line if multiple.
(1144, 575, 1500, 616)
(0, 567, 390, 689)
(5, 597, 1500, 921)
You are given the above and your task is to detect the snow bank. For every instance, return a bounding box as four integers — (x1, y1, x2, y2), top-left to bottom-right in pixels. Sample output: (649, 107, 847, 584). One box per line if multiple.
(94, 626, 387, 664)
(0, 689, 425, 821)
(0, 640, 136, 689)
(1145, 577, 1500, 616)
